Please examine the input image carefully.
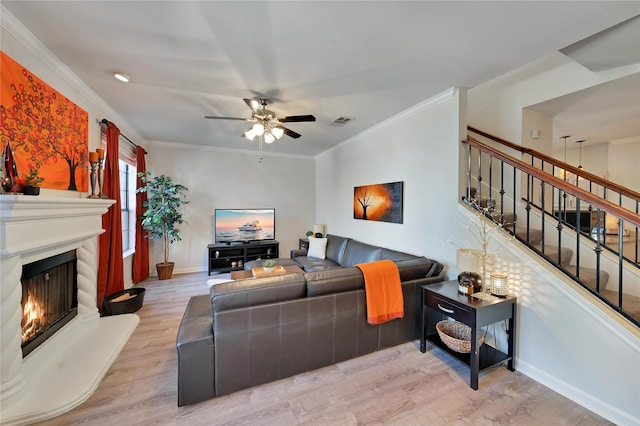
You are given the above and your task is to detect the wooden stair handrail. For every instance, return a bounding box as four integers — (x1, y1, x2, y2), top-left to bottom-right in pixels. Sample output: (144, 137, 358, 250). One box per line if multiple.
(465, 136, 640, 229)
(468, 126, 640, 202)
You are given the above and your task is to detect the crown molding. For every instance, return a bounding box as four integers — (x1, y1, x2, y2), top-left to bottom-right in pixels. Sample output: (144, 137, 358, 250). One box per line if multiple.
(324, 87, 458, 156)
(147, 139, 313, 161)
(1, 5, 142, 142)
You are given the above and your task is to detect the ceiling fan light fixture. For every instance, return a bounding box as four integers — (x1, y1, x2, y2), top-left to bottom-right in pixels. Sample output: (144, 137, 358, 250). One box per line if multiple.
(252, 123, 264, 136)
(264, 133, 275, 144)
(271, 127, 284, 139)
(244, 128, 257, 141)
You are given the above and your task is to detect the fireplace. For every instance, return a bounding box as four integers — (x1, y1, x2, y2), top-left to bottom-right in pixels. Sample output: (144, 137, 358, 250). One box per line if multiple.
(1, 195, 139, 426)
(21, 250, 78, 358)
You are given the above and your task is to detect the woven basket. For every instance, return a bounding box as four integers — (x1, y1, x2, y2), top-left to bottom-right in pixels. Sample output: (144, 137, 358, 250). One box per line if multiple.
(436, 320, 484, 353)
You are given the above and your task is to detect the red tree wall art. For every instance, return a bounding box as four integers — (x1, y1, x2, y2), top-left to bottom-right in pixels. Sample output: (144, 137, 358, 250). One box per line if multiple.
(0, 51, 88, 191)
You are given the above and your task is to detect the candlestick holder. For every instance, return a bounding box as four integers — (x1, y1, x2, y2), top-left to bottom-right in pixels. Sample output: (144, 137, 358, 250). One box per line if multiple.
(97, 157, 108, 198)
(88, 161, 99, 198)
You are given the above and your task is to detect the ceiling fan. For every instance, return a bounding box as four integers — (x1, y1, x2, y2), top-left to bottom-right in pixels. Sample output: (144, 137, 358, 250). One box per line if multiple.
(204, 98, 315, 143)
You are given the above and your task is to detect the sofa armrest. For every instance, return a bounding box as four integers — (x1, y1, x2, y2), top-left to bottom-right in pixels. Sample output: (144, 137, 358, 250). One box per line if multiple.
(290, 249, 308, 258)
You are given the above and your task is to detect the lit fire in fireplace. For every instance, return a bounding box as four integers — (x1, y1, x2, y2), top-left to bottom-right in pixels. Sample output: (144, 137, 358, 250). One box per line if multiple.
(21, 291, 45, 345)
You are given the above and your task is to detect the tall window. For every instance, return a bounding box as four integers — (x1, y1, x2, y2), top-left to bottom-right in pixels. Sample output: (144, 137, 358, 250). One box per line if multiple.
(119, 159, 136, 254)
(101, 131, 137, 257)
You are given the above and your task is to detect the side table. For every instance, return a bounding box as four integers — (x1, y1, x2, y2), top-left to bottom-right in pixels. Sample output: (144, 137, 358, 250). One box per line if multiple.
(420, 280, 516, 389)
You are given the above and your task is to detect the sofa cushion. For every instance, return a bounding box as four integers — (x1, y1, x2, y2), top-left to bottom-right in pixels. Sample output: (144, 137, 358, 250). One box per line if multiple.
(293, 256, 340, 272)
(325, 234, 351, 264)
(210, 273, 306, 313)
(305, 267, 365, 297)
(307, 237, 328, 259)
(340, 240, 383, 267)
(379, 248, 418, 262)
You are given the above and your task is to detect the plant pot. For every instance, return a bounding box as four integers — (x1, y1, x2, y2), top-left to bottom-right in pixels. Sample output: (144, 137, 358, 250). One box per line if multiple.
(22, 185, 40, 196)
(263, 267, 275, 273)
(103, 287, 146, 315)
(156, 262, 175, 280)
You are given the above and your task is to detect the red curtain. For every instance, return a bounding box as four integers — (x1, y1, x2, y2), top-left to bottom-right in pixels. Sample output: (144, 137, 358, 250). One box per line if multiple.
(97, 122, 124, 313)
(132, 145, 149, 283)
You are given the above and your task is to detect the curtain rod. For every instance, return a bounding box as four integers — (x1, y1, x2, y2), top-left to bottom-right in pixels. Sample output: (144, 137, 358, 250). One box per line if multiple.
(98, 119, 147, 154)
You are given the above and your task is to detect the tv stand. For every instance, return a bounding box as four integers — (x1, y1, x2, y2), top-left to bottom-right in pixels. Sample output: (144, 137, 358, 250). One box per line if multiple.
(207, 240, 279, 275)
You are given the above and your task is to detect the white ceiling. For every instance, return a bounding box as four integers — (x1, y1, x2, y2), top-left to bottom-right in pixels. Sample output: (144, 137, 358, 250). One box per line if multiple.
(2, 1, 639, 156)
(529, 72, 640, 148)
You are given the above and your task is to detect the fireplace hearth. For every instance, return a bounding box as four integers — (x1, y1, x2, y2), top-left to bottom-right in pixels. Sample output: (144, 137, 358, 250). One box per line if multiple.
(21, 250, 78, 358)
(1, 195, 139, 426)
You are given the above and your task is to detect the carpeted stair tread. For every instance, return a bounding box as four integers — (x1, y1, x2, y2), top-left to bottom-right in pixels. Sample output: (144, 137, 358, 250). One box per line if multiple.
(574, 266, 610, 291)
(515, 227, 543, 246)
(533, 244, 574, 266)
(600, 289, 640, 324)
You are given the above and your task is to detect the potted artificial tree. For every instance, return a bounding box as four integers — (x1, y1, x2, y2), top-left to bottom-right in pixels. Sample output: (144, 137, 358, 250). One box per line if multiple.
(136, 172, 189, 280)
(22, 168, 44, 195)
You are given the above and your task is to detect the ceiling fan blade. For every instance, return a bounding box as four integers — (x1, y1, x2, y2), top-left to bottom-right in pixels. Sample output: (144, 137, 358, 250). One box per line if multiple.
(278, 125, 301, 139)
(204, 116, 250, 121)
(243, 98, 261, 111)
(278, 115, 316, 123)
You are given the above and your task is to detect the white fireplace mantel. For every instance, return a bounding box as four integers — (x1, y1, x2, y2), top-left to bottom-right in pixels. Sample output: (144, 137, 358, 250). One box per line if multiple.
(0, 195, 139, 425)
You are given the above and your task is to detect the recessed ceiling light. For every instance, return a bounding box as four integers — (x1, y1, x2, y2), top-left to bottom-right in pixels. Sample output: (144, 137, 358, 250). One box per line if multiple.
(113, 72, 131, 83)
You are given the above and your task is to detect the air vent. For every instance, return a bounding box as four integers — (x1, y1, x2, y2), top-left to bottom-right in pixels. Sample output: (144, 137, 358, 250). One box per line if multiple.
(330, 116, 354, 126)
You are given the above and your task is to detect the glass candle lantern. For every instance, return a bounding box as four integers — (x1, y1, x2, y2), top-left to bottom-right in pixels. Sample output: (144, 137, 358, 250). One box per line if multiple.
(490, 273, 508, 297)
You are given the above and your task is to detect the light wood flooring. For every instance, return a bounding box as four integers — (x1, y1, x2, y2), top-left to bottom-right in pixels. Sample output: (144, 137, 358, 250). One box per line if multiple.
(34, 272, 611, 426)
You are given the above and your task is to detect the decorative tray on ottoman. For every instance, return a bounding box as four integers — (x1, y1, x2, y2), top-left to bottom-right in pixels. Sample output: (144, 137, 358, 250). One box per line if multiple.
(252, 265, 287, 278)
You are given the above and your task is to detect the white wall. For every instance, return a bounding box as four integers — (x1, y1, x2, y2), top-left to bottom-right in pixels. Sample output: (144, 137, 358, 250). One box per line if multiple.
(1, 9, 143, 287)
(316, 89, 462, 271)
(0, 9, 142, 169)
(2, 9, 316, 279)
(469, 52, 640, 147)
(144, 142, 315, 274)
(468, 52, 640, 425)
(609, 141, 640, 194)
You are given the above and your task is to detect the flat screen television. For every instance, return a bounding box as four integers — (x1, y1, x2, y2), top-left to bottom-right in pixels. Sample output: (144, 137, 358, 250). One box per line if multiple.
(214, 209, 275, 244)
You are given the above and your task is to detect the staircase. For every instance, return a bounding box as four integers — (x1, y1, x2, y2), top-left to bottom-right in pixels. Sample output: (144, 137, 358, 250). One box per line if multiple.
(463, 128, 640, 327)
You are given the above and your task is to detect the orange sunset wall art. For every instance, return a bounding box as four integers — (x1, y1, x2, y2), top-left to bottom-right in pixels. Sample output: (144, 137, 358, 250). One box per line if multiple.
(0, 51, 88, 192)
(353, 181, 403, 224)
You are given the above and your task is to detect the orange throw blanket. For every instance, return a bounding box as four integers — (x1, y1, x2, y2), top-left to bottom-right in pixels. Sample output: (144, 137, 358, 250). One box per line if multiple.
(356, 260, 404, 325)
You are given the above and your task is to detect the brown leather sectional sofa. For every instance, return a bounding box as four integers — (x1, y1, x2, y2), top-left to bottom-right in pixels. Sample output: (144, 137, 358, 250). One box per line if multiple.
(176, 234, 444, 406)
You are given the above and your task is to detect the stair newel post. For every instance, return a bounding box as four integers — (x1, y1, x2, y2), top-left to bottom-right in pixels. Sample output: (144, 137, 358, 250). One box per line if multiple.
(556, 184, 564, 266)
(465, 141, 472, 201)
(540, 181, 546, 251)
(511, 164, 517, 234)
(488, 155, 494, 217)
(477, 150, 483, 208)
(499, 160, 505, 225)
(594, 208, 603, 292)
(575, 198, 581, 278)
(617, 215, 624, 309)
(635, 201, 639, 264)
(525, 171, 532, 244)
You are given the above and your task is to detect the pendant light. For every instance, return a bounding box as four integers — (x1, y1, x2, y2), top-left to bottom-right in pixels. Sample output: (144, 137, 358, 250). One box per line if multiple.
(575, 139, 586, 181)
(576, 140, 585, 170)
